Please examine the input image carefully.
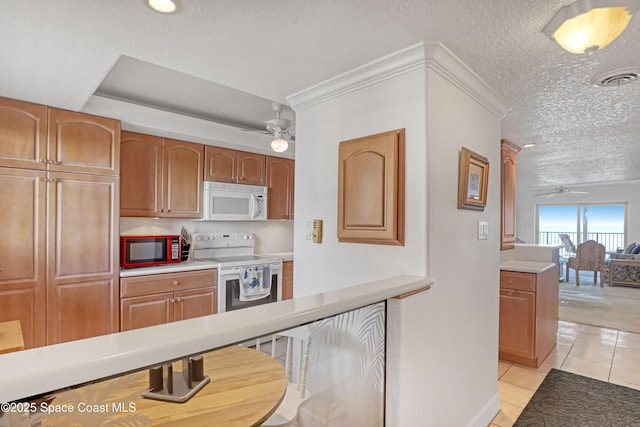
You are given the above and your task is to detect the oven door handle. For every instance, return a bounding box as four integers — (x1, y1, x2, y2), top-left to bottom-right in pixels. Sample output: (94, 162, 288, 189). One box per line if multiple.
(221, 267, 246, 275)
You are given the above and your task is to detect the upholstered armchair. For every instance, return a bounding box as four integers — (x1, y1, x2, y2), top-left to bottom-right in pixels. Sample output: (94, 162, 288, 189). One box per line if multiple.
(565, 240, 606, 286)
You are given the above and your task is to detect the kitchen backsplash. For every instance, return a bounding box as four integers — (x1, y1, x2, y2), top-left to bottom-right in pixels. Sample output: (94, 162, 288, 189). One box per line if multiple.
(120, 218, 294, 254)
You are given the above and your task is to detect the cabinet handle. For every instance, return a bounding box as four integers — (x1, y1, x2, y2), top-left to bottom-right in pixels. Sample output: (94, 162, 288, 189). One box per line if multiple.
(39, 158, 46, 163)
(508, 279, 513, 284)
(166, 209, 171, 213)
(508, 291, 514, 296)
(169, 298, 175, 303)
(161, 209, 165, 213)
(172, 280, 178, 286)
(47, 159, 56, 164)
(175, 297, 181, 302)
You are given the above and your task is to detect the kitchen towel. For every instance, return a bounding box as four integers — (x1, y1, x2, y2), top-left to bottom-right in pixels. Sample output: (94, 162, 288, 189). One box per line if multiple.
(239, 265, 271, 301)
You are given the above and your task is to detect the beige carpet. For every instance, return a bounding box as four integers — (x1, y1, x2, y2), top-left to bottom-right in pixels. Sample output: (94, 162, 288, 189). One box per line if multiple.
(559, 271, 640, 334)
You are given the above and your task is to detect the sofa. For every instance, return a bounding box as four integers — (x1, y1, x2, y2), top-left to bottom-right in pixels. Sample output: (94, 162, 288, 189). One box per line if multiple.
(604, 253, 640, 287)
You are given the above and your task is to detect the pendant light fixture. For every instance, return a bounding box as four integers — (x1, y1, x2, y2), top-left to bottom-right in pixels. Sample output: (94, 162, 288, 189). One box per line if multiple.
(543, 0, 639, 54)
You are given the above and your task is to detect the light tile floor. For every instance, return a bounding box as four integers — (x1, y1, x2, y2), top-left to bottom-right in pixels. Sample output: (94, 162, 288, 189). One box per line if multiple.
(491, 320, 640, 427)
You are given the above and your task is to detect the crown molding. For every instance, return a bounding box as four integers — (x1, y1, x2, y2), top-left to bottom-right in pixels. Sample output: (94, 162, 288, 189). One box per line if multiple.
(287, 42, 510, 119)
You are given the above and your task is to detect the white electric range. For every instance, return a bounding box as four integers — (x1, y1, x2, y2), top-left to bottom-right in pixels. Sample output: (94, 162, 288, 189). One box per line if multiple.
(191, 232, 282, 313)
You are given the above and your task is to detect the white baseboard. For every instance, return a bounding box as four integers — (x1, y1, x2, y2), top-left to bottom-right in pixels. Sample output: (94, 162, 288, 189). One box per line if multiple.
(466, 391, 501, 427)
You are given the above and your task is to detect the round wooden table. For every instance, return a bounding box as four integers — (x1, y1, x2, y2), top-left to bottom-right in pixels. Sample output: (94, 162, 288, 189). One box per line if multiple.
(34, 346, 288, 427)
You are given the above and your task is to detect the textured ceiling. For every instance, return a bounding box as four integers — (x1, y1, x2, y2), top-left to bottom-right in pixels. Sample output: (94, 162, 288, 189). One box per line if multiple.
(1, 0, 639, 189)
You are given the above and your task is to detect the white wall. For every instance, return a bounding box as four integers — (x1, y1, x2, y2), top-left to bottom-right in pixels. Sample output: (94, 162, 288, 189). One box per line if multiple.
(516, 181, 640, 245)
(290, 62, 428, 294)
(289, 43, 507, 427)
(120, 218, 293, 254)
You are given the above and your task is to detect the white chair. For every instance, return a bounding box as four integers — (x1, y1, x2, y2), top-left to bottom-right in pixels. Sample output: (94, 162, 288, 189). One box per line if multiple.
(261, 325, 311, 426)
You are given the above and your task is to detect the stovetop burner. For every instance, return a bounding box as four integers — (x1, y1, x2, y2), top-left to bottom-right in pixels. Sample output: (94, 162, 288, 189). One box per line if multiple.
(191, 232, 281, 267)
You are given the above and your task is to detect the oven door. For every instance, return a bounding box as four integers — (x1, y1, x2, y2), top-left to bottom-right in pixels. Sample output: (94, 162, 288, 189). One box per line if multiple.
(218, 262, 282, 312)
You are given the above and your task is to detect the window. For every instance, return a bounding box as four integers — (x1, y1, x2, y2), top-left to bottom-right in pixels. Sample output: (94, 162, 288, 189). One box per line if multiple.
(537, 203, 626, 254)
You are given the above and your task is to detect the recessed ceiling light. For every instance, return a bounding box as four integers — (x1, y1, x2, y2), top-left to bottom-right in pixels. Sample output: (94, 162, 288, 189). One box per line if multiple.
(523, 143, 536, 148)
(147, 0, 177, 14)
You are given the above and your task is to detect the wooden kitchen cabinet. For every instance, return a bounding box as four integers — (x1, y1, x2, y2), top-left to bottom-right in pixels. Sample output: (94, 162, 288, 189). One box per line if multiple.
(46, 172, 119, 344)
(204, 146, 266, 185)
(120, 132, 203, 218)
(0, 167, 46, 349)
(266, 156, 294, 219)
(499, 268, 558, 368)
(120, 269, 217, 332)
(499, 289, 535, 358)
(163, 139, 204, 217)
(120, 132, 162, 216)
(121, 292, 173, 331)
(0, 168, 119, 347)
(0, 97, 120, 176)
(48, 108, 120, 176)
(0, 97, 48, 170)
(282, 261, 294, 300)
(500, 139, 520, 250)
(0, 96, 120, 348)
(337, 129, 404, 245)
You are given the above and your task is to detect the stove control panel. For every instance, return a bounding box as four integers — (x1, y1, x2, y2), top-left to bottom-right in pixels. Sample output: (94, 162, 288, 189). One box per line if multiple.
(192, 232, 254, 249)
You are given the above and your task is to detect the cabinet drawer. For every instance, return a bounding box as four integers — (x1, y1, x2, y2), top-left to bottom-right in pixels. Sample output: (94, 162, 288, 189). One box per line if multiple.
(121, 269, 217, 298)
(500, 271, 536, 292)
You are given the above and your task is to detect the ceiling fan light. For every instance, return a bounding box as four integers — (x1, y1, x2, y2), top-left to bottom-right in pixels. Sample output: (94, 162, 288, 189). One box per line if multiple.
(271, 138, 289, 153)
(147, 0, 177, 14)
(543, 1, 638, 54)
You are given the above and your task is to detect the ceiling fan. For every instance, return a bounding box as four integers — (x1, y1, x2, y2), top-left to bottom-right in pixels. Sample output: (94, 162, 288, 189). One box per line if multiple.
(262, 102, 295, 152)
(534, 186, 590, 198)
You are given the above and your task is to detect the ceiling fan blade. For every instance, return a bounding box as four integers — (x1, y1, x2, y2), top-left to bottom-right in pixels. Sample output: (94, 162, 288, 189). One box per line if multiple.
(534, 191, 557, 197)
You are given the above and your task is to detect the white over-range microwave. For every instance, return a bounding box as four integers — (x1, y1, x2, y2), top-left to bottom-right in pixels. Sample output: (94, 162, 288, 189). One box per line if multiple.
(202, 181, 267, 221)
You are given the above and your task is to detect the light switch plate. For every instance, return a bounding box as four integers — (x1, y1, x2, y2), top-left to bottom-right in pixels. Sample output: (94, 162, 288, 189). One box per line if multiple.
(478, 221, 489, 240)
(305, 221, 313, 240)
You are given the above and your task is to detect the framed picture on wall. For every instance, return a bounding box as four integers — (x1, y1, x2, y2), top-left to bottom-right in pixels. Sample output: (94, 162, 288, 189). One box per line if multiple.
(457, 147, 489, 211)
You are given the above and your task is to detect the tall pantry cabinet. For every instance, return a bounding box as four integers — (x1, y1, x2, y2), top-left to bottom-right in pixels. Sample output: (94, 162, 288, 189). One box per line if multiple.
(0, 97, 120, 348)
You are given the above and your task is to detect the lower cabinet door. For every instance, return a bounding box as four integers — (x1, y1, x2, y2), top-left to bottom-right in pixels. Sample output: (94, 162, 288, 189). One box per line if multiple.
(499, 289, 535, 358)
(282, 261, 294, 300)
(174, 287, 217, 321)
(49, 279, 118, 344)
(121, 292, 173, 331)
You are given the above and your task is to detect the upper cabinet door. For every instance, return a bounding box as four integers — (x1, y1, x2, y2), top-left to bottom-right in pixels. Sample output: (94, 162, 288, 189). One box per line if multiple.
(204, 146, 237, 183)
(500, 139, 520, 251)
(0, 97, 47, 170)
(266, 157, 294, 219)
(337, 129, 405, 245)
(120, 132, 163, 217)
(163, 139, 203, 218)
(48, 108, 120, 176)
(237, 152, 266, 185)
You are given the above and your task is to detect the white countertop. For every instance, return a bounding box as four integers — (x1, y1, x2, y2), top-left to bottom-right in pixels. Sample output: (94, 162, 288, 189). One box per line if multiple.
(500, 260, 556, 273)
(260, 252, 294, 262)
(119, 260, 219, 277)
(515, 244, 563, 249)
(0, 275, 433, 403)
